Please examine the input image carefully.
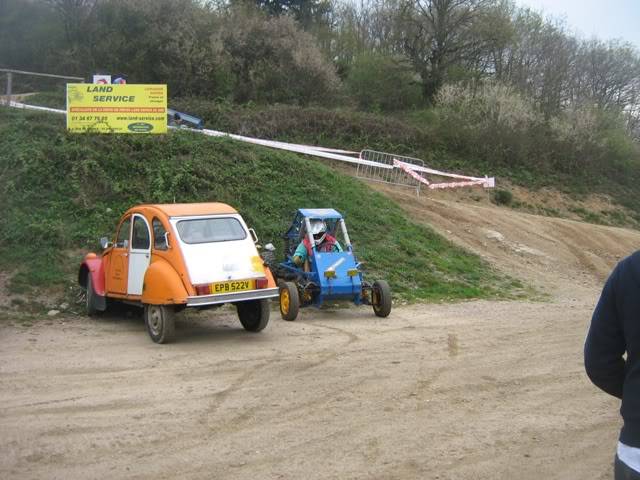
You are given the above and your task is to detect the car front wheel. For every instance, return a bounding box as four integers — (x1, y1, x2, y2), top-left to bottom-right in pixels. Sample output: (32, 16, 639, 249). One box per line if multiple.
(237, 299, 270, 332)
(144, 304, 176, 344)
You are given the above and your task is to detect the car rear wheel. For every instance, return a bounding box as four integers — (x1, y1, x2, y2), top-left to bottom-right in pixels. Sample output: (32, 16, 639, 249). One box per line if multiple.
(372, 280, 392, 318)
(144, 305, 175, 344)
(85, 275, 99, 316)
(237, 299, 270, 332)
(279, 281, 300, 321)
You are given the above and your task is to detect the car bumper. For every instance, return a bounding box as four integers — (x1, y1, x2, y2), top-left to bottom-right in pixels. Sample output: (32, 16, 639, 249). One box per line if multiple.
(186, 287, 279, 307)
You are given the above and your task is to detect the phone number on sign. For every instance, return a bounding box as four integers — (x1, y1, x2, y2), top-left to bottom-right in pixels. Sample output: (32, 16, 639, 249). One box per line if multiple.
(70, 115, 108, 122)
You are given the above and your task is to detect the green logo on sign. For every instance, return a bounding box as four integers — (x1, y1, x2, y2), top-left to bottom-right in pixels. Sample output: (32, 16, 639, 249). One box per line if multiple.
(128, 122, 153, 132)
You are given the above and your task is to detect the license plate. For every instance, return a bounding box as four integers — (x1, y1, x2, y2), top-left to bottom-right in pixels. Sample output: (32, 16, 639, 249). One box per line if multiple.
(211, 279, 255, 294)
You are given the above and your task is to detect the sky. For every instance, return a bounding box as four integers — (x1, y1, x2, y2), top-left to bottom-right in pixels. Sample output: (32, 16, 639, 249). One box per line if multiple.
(515, 0, 640, 49)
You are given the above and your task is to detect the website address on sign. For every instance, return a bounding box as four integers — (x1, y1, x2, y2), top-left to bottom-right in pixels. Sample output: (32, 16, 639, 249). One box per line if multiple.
(69, 107, 165, 113)
(117, 116, 163, 121)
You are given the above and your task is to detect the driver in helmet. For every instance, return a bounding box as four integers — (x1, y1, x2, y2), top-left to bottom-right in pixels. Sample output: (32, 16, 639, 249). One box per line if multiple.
(292, 219, 342, 267)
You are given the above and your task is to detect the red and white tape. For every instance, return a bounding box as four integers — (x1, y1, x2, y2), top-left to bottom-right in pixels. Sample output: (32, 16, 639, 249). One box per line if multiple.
(393, 159, 494, 190)
(394, 159, 430, 185)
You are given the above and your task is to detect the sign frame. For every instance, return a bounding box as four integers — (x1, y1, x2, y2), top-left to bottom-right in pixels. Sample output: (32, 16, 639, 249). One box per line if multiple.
(66, 83, 167, 134)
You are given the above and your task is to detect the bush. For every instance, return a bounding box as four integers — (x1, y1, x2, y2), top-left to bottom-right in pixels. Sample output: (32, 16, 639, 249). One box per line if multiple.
(89, 0, 230, 98)
(346, 53, 422, 112)
(169, 100, 426, 150)
(215, 8, 340, 105)
(433, 82, 545, 171)
(492, 189, 513, 206)
(431, 82, 640, 187)
(548, 105, 640, 180)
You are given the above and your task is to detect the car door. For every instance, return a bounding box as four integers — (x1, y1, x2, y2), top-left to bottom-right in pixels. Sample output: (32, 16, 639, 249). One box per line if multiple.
(108, 216, 131, 295)
(127, 214, 151, 296)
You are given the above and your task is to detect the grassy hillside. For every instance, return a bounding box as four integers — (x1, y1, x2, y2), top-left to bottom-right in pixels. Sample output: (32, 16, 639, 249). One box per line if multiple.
(165, 100, 640, 226)
(0, 107, 522, 305)
(25, 91, 640, 228)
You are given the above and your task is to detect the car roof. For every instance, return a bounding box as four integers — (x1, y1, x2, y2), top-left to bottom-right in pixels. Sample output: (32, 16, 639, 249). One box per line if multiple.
(136, 203, 238, 217)
(298, 208, 343, 219)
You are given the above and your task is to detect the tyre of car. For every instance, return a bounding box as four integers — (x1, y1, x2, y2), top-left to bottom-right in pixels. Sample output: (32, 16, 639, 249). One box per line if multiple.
(279, 281, 300, 321)
(237, 299, 270, 332)
(372, 280, 392, 318)
(86, 275, 99, 316)
(144, 304, 176, 344)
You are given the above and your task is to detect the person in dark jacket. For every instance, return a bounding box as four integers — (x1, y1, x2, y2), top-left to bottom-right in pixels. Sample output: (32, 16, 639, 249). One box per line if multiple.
(585, 251, 640, 479)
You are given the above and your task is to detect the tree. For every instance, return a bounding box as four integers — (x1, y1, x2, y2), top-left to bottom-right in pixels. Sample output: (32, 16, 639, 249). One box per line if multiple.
(573, 40, 640, 111)
(87, 0, 224, 96)
(46, 0, 97, 44)
(0, 0, 63, 73)
(253, 0, 332, 29)
(492, 8, 577, 116)
(346, 52, 421, 111)
(399, 0, 493, 102)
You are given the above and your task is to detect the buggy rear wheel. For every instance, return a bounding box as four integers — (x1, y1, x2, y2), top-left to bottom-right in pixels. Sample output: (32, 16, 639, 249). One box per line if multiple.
(279, 281, 300, 321)
(237, 299, 270, 332)
(372, 280, 392, 318)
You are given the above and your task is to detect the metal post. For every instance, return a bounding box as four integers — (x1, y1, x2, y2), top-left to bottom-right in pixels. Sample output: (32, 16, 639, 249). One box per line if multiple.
(340, 219, 352, 250)
(0, 69, 85, 106)
(304, 217, 315, 253)
(5, 72, 12, 105)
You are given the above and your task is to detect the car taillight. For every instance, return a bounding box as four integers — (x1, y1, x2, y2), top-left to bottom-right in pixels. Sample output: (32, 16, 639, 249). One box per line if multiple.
(255, 277, 268, 289)
(195, 284, 211, 295)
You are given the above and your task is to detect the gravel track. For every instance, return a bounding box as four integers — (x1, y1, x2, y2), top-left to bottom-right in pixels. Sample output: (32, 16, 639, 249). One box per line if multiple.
(2, 190, 639, 479)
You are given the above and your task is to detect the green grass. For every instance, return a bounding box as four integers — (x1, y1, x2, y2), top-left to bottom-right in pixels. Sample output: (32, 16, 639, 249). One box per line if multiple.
(0, 107, 519, 303)
(21, 92, 640, 227)
(23, 90, 66, 110)
(168, 100, 640, 224)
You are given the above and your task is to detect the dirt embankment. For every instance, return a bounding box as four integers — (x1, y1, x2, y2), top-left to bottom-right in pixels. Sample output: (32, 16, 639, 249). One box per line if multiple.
(2, 186, 639, 479)
(373, 183, 640, 295)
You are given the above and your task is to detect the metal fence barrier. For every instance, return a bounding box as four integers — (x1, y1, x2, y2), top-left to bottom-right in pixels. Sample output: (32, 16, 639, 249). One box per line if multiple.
(357, 150, 426, 196)
(1, 68, 84, 105)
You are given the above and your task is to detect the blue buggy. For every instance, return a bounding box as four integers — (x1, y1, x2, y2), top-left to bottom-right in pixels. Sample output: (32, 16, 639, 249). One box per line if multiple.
(263, 209, 392, 321)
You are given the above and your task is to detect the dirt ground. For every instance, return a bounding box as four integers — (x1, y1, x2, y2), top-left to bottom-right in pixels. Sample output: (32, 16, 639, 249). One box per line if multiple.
(2, 187, 640, 479)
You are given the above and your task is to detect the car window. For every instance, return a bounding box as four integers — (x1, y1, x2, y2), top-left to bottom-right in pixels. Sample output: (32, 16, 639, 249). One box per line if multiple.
(153, 218, 168, 251)
(132, 216, 150, 250)
(116, 217, 131, 248)
(176, 217, 246, 244)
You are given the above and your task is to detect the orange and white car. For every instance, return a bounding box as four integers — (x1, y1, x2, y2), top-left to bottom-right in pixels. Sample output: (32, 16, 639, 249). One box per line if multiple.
(78, 203, 279, 343)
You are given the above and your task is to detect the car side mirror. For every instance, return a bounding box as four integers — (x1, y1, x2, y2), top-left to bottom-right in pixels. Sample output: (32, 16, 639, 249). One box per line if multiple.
(100, 237, 113, 249)
(248, 228, 259, 244)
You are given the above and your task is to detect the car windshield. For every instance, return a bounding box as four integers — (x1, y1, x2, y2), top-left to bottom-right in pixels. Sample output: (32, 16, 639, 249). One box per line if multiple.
(176, 217, 246, 244)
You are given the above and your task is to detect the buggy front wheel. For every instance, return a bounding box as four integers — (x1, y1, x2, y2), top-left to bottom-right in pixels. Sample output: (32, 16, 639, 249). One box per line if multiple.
(279, 281, 300, 321)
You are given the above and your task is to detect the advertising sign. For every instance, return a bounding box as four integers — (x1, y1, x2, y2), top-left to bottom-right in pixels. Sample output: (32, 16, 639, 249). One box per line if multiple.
(112, 75, 127, 84)
(92, 74, 111, 84)
(66, 84, 167, 134)
(92, 74, 127, 84)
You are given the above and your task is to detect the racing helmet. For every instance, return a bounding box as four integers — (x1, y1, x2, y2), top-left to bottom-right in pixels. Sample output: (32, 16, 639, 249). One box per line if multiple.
(309, 219, 327, 245)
